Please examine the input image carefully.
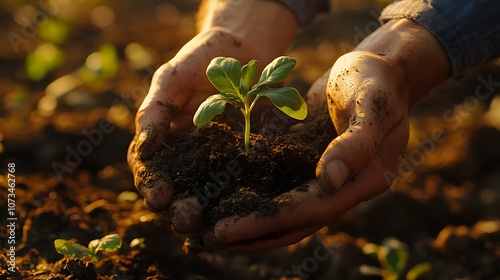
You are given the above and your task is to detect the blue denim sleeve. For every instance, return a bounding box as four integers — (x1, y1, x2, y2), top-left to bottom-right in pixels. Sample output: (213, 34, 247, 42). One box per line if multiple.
(380, 0, 500, 77)
(273, 0, 329, 26)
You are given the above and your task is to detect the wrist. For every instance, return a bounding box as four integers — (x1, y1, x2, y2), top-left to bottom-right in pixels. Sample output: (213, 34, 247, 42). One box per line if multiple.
(355, 18, 450, 105)
(197, 0, 298, 64)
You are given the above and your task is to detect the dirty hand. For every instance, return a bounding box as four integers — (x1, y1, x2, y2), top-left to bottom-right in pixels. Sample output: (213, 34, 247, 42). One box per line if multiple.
(207, 19, 450, 250)
(205, 51, 411, 249)
(127, 28, 261, 212)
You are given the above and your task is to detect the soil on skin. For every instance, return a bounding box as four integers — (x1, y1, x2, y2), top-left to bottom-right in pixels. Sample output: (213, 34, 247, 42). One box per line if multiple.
(2, 0, 500, 279)
(150, 106, 336, 224)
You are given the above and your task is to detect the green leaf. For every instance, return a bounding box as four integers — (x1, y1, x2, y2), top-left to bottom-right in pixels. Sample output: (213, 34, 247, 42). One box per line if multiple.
(247, 84, 267, 99)
(240, 60, 258, 93)
(193, 94, 230, 126)
(39, 19, 70, 45)
(99, 44, 119, 80)
(260, 87, 307, 120)
(26, 43, 64, 81)
(54, 239, 91, 258)
(258, 56, 296, 86)
(91, 234, 122, 254)
(130, 237, 146, 249)
(206, 57, 241, 97)
(362, 243, 380, 255)
(379, 238, 409, 277)
(406, 262, 432, 280)
(88, 239, 99, 254)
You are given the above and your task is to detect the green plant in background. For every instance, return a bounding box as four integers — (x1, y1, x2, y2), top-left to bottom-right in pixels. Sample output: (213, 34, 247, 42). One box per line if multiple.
(25, 18, 70, 81)
(54, 233, 122, 264)
(25, 42, 65, 81)
(129, 237, 146, 249)
(361, 237, 432, 280)
(193, 56, 307, 153)
(78, 43, 120, 86)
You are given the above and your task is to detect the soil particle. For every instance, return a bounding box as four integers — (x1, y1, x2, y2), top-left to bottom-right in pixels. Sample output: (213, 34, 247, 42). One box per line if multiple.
(372, 96, 387, 112)
(147, 106, 336, 225)
(233, 37, 242, 47)
(61, 258, 99, 280)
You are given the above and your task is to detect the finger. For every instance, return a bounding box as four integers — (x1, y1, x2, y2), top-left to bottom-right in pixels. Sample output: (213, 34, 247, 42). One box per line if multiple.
(317, 110, 408, 190)
(133, 162, 173, 212)
(135, 63, 191, 160)
(203, 223, 319, 251)
(207, 120, 408, 250)
(316, 125, 382, 191)
(305, 70, 329, 118)
(321, 54, 408, 190)
(319, 94, 403, 190)
(326, 118, 409, 202)
(210, 181, 326, 243)
(135, 104, 174, 160)
(127, 135, 173, 211)
(169, 196, 204, 233)
(207, 155, 390, 250)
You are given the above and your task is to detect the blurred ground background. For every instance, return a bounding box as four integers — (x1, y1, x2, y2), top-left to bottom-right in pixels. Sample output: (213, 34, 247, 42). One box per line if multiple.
(1, 0, 500, 279)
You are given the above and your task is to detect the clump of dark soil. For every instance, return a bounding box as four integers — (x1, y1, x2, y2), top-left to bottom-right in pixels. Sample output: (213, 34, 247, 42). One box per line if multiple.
(150, 106, 336, 224)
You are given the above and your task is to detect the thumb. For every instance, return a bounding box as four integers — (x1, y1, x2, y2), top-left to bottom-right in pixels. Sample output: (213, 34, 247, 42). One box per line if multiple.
(135, 64, 183, 160)
(317, 114, 391, 190)
(135, 98, 175, 160)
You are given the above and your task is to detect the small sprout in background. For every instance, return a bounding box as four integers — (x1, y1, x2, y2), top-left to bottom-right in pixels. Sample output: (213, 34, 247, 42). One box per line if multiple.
(25, 42, 64, 81)
(54, 233, 122, 264)
(361, 237, 432, 280)
(130, 237, 146, 249)
(117, 190, 140, 203)
(39, 18, 70, 45)
(79, 43, 120, 86)
(406, 262, 432, 280)
(125, 42, 153, 69)
(53, 239, 91, 259)
(193, 56, 307, 153)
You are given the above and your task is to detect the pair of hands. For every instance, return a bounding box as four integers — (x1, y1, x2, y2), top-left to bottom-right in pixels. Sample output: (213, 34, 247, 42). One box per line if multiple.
(128, 19, 448, 250)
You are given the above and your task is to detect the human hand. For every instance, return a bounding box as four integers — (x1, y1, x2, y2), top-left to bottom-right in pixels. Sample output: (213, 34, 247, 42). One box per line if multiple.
(203, 19, 450, 250)
(127, 28, 260, 213)
(202, 51, 411, 250)
(127, 0, 298, 221)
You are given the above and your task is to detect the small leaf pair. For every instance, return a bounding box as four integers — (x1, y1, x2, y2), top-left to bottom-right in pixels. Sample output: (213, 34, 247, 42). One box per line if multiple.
(194, 56, 307, 152)
(54, 233, 122, 264)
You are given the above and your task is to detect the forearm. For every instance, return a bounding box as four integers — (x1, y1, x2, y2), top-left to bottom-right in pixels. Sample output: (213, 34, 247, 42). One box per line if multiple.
(196, 0, 299, 63)
(355, 18, 450, 105)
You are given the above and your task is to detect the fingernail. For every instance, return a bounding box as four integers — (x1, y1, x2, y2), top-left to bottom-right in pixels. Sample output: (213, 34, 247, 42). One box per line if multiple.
(326, 159, 349, 189)
(170, 197, 203, 233)
(143, 180, 172, 211)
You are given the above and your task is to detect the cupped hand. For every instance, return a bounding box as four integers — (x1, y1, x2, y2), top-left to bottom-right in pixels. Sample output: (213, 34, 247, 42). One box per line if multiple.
(128, 28, 264, 214)
(203, 51, 412, 250)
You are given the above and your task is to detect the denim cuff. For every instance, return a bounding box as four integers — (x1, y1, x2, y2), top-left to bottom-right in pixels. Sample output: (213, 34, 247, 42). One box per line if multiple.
(380, 0, 500, 77)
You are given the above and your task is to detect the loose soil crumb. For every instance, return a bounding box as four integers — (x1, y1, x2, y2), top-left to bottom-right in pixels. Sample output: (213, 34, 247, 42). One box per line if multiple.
(149, 106, 336, 224)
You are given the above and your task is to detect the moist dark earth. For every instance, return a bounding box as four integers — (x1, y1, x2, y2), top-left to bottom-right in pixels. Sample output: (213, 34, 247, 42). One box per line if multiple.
(148, 106, 335, 225)
(1, 1, 500, 279)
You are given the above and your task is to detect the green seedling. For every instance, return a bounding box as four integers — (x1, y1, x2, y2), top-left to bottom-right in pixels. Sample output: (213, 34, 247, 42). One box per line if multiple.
(193, 56, 307, 152)
(361, 237, 432, 280)
(130, 237, 146, 249)
(54, 233, 122, 264)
